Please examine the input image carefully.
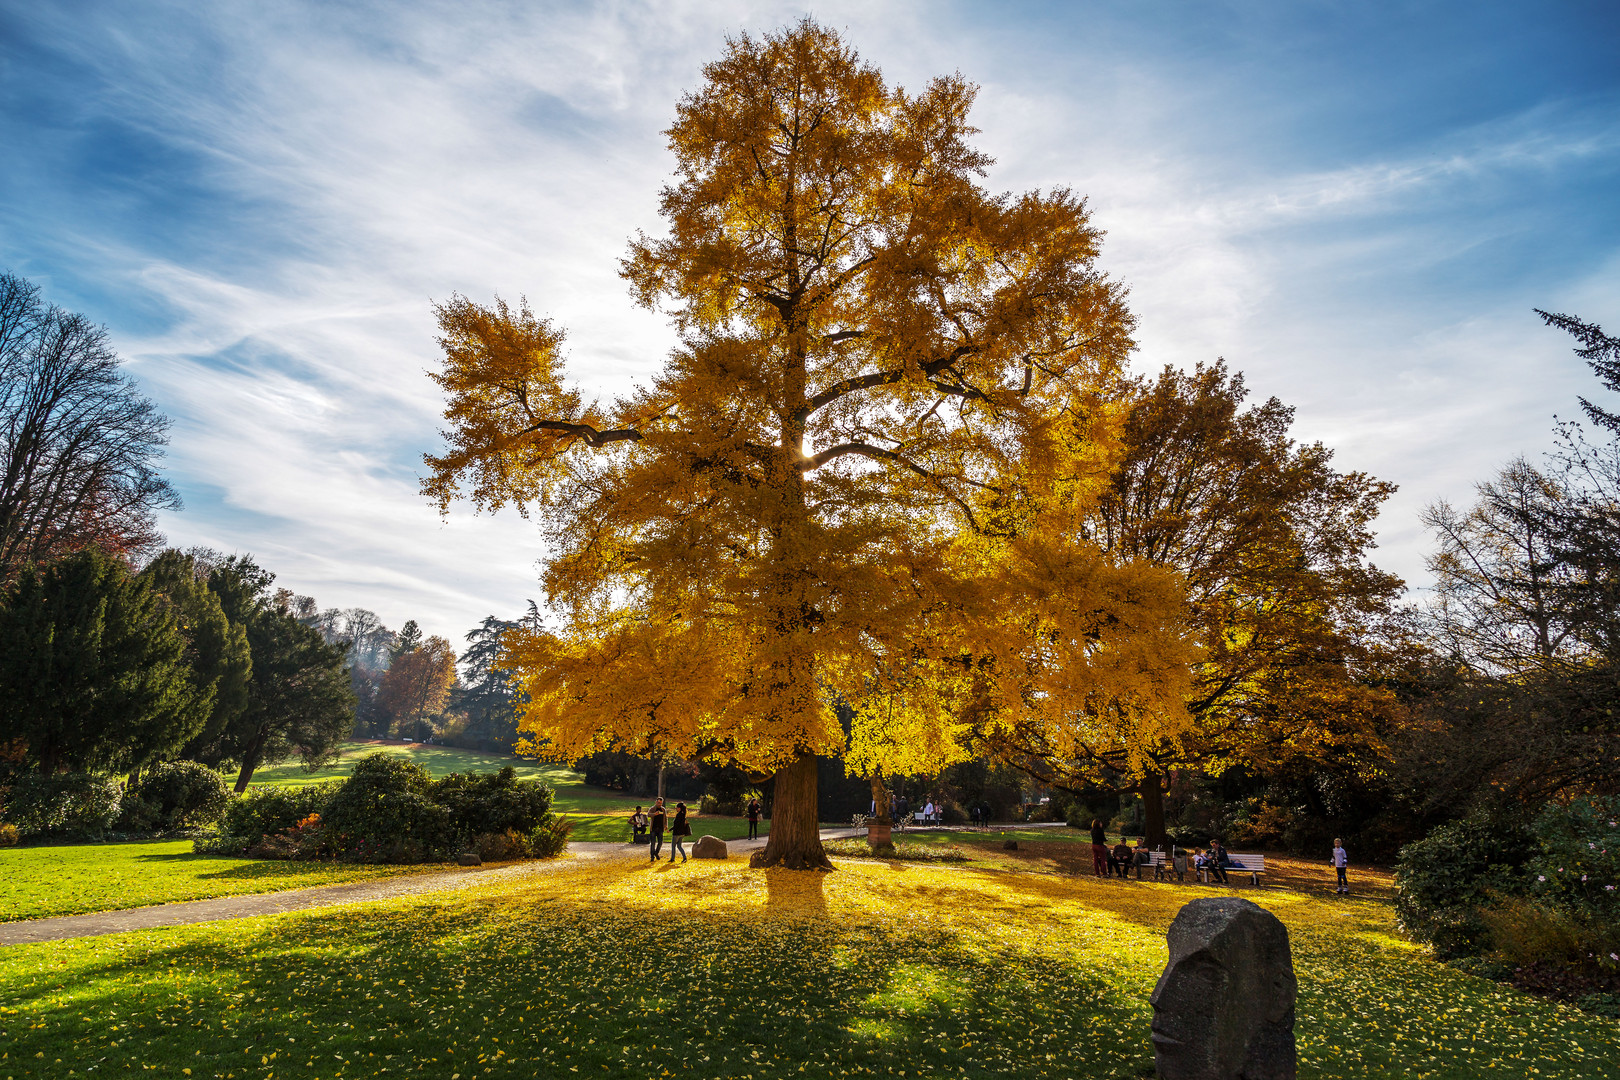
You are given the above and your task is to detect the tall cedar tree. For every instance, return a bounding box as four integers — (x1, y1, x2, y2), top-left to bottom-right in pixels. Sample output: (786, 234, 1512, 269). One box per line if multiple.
(189, 556, 356, 790)
(422, 22, 1191, 868)
(0, 272, 178, 583)
(0, 546, 207, 773)
(987, 363, 1404, 846)
(141, 550, 252, 766)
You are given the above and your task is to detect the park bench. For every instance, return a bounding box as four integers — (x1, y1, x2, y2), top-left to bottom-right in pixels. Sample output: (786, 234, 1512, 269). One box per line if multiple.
(1195, 853, 1266, 885)
(1143, 850, 1192, 881)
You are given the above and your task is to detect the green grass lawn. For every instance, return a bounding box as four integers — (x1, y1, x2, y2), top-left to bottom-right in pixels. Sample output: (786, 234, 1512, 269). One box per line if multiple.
(0, 841, 418, 922)
(1, 857, 1613, 1079)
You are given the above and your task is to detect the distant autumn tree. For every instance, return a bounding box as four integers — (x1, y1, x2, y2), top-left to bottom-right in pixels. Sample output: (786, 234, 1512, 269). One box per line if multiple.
(422, 21, 1190, 868)
(381, 634, 457, 739)
(987, 363, 1405, 846)
(0, 272, 178, 582)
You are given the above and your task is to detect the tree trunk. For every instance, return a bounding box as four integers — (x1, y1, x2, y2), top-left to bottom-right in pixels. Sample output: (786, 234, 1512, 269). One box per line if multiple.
(233, 737, 266, 794)
(1141, 770, 1168, 849)
(869, 767, 890, 824)
(750, 751, 831, 870)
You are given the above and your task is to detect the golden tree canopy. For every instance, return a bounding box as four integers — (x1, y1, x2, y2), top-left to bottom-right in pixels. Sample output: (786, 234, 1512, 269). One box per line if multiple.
(422, 20, 1193, 866)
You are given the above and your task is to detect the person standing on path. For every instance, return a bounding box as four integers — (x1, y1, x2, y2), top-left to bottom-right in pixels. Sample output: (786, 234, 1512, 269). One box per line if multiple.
(746, 796, 761, 841)
(1332, 838, 1349, 894)
(1089, 819, 1108, 877)
(670, 802, 691, 862)
(649, 798, 667, 862)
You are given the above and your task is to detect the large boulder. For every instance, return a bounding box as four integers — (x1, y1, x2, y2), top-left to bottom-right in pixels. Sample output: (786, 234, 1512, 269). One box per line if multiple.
(692, 834, 729, 859)
(1150, 897, 1296, 1080)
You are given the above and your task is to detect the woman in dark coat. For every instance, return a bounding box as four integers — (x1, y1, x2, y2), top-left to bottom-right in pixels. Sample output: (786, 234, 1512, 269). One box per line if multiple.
(669, 801, 691, 863)
(1090, 819, 1108, 877)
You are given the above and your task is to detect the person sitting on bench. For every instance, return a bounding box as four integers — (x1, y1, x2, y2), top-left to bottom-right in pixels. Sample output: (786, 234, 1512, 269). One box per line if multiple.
(629, 806, 648, 843)
(1111, 840, 1134, 879)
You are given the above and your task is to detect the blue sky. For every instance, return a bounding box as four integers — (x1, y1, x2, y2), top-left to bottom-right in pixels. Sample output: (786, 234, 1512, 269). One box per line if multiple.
(2, 1, 1617, 642)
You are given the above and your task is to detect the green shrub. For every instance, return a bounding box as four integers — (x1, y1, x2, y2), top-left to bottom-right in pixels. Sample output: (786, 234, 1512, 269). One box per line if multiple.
(123, 761, 231, 830)
(1526, 795, 1620, 922)
(319, 754, 454, 863)
(528, 815, 572, 859)
(1576, 992, 1620, 1019)
(1, 773, 123, 838)
(1393, 814, 1537, 957)
(431, 767, 554, 846)
(216, 783, 339, 847)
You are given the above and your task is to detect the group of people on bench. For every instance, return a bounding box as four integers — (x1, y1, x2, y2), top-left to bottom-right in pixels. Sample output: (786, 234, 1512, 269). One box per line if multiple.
(1086, 818, 1241, 882)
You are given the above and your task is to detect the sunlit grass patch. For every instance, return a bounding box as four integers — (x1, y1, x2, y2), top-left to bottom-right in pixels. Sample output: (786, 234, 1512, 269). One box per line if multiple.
(0, 840, 418, 921)
(1, 859, 1615, 1079)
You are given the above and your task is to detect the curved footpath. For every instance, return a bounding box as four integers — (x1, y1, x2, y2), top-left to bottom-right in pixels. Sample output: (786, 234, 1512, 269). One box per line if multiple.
(1, 831, 857, 946)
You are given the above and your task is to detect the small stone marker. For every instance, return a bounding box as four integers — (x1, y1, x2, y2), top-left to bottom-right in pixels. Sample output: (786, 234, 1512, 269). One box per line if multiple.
(456, 852, 482, 867)
(692, 835, 729, 859)
(1150, 897, 1296, 1080)
(1003, 840, 1018, 851)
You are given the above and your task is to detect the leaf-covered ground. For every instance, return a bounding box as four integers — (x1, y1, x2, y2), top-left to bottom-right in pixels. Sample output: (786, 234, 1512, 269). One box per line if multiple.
(0, 841, 418, 922)
(2, 856, 1614, 1079)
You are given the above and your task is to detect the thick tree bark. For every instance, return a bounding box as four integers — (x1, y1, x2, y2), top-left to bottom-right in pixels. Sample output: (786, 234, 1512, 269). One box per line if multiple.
(750, 751, 832, 870)
(1141, 770, 1168, 849)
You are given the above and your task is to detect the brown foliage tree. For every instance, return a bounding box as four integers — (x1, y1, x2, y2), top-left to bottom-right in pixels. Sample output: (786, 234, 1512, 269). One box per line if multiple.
(380, 635, 457, 739)
(987, 362, 1406, 845)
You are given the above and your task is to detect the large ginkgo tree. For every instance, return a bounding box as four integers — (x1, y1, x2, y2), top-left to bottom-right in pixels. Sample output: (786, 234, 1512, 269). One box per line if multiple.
(422, 20, 1193, 869)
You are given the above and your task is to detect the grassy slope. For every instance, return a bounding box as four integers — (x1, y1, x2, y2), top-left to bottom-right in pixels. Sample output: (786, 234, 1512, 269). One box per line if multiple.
(1, 858, 1613, 1079)
(0, 841, 417, 921)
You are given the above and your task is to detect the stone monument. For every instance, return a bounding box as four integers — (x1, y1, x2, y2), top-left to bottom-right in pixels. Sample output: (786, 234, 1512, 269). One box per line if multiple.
(1149, 897, 1296, 1080)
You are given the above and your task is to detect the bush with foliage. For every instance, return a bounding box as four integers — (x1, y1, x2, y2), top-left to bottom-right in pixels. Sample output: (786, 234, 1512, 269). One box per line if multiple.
(1394, 814, 1537, 957)
(120, 761, 231, 830)
(319, 754, 454, 863)
(210, 782, 340, 853)
(1, 773, 123, 838)
(196, 753, 565, 864)
(432, 766, 553, 845)
(0, 823, 18, 846)
(1525, 795, 1620, 923)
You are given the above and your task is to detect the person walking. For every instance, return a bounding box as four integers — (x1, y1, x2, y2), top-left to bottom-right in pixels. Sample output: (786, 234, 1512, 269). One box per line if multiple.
(1089, 819, 1108, 877)
(1332, 838, 1349, 894)
(669, 802, 691, 863)
(746, 796, 761, 841)
(649, 798, 667, 862)
(1209, 839, 1230, 885)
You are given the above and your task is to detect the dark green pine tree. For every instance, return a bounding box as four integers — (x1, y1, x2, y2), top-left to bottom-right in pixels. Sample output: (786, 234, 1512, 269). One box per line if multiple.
(193, 555, 355, 790)
(141, 550, 253, 765)
(0, 546, 208, 773)
(451, 615, 522, 751)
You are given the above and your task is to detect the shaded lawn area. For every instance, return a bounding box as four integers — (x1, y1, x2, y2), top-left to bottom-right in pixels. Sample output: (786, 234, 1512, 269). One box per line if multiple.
(2, 859, 1614, 1079)
(0, 841, 419, 922)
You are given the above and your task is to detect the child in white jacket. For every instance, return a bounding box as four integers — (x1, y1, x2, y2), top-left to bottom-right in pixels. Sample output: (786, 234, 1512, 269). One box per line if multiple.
(1332, 839, 1349, 894)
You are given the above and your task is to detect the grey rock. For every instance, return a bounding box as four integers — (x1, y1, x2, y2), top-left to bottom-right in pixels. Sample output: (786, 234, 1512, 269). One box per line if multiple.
(1003, 840, 1018, 851)
(1150, 897, 1296, 1080)
(692, 834, 729, 859)
(456, 852, 482, 867)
